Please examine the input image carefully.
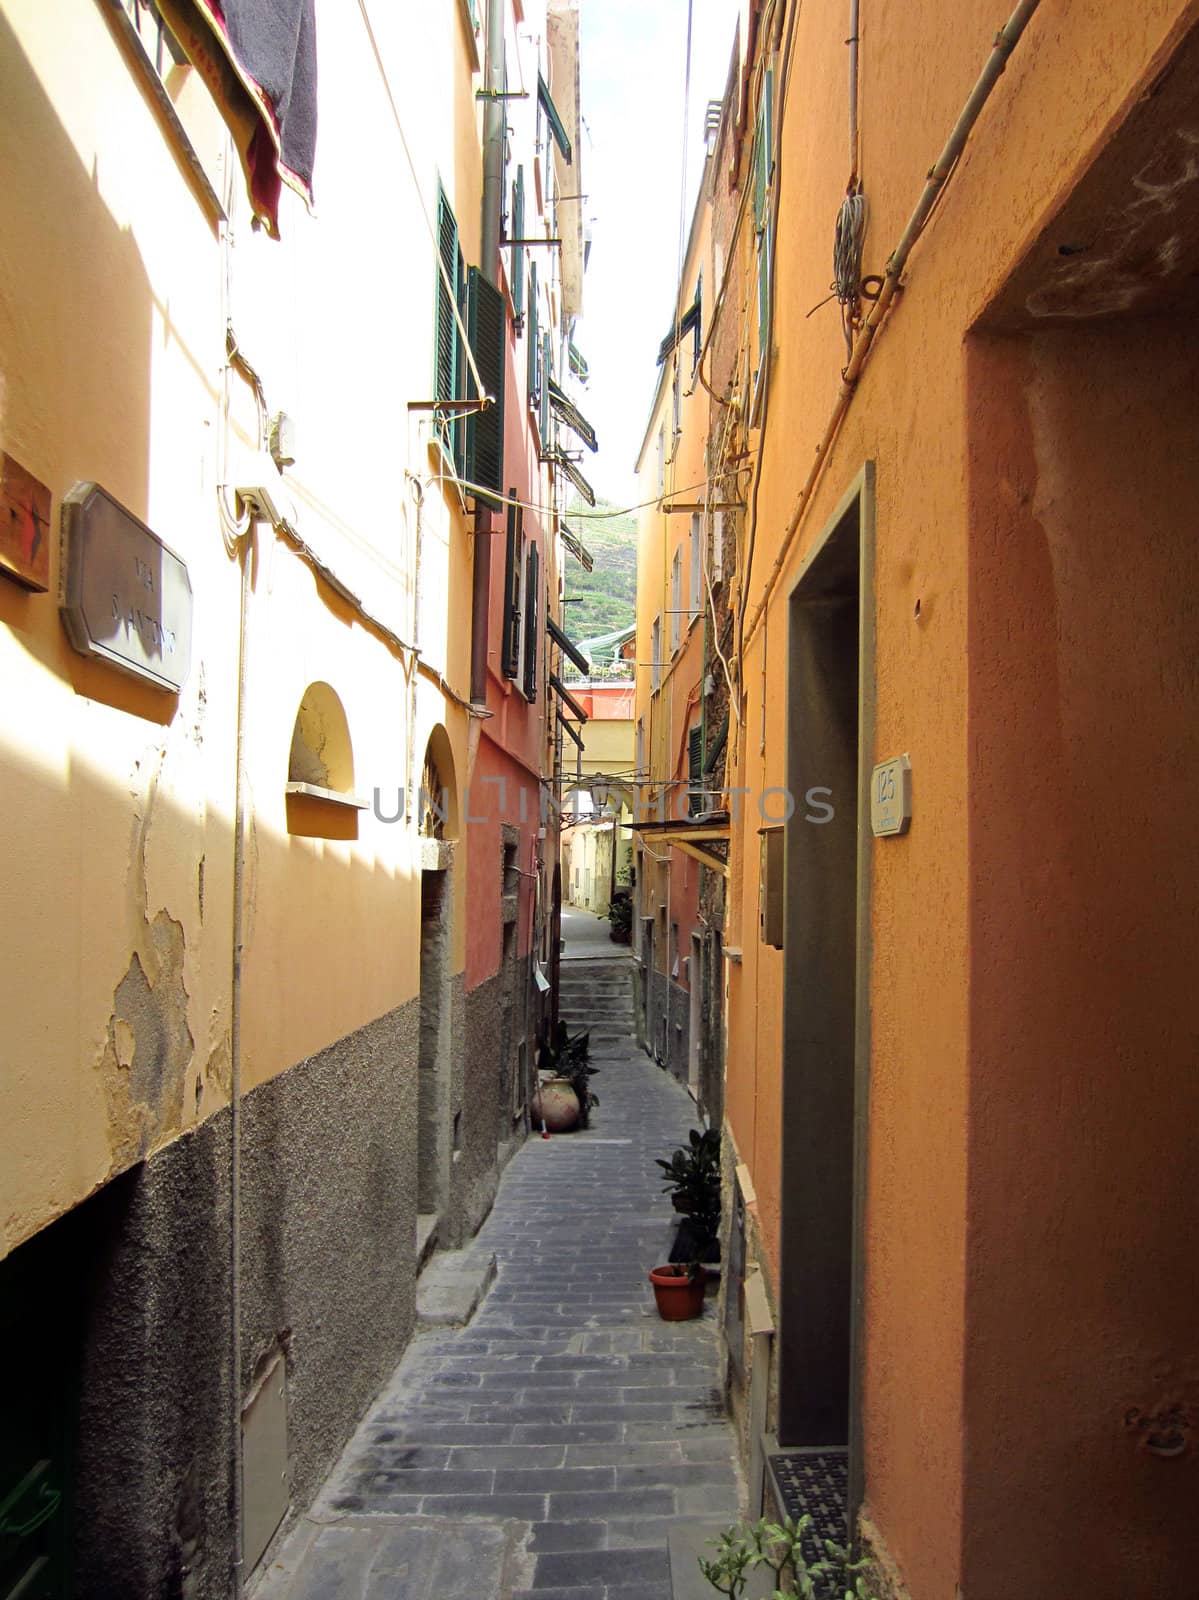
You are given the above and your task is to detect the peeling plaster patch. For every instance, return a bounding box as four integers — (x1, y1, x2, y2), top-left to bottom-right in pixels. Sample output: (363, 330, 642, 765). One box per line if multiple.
(99, 911, 195, 1165)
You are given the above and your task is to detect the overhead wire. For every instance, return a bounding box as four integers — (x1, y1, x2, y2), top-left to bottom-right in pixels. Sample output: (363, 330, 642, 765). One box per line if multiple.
(355, 0, 488, 402)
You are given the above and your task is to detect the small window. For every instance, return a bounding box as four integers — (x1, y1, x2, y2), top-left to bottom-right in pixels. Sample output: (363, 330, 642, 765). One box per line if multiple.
(688, 724, 704, 816)
(434, 183, 464, 467)
(522, 543, 540, 701)
(651, 616, 661, 692)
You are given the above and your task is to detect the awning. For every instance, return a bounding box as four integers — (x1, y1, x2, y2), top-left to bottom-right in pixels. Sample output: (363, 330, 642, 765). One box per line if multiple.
(657, 300, 701, 365)
(547, 617, 590, 676)
(543, 452, 596, 507)
(156, 0, 316, 238)
(548, 379, 598, 452)
(549, 672, 589, 721)
(632, 812, 730, 876)
(561, 524, 594, 573)
(538, 72, 573, 163)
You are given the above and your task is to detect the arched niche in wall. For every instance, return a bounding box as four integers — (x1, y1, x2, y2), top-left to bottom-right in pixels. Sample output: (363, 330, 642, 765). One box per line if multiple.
(285, 680, 365, 840)
(418, 723, 459, 844)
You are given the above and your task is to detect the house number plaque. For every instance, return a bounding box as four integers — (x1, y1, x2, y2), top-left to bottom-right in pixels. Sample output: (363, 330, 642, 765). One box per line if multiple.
(870, 755, 911, 837)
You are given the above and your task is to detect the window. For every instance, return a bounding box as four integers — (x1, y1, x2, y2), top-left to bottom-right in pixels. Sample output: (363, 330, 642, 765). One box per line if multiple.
(510, 165, 526, 323)
(115, 0, 224, 219)
(433, 189, 505, 501)
(690, 513, 702, 620)
(527, 261, 540, 407)
(688, 723, 704, 816)
(752, 65, 775, 417)
(462, 266, 506, 503)
(434, 183, 464, 465)
(651, 616, 661, 692)
(522, 543, 540, 701)
(502, 490, 524, 679)
(670, 549, 682, 652)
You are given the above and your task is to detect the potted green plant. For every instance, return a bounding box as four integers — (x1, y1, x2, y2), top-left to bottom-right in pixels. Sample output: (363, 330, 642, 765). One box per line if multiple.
(533, 1022, 599, 1131)
(699, 1515, 881, 1600)
(607, 892, 633, 943)
(648, 1260, 707, 1320)
(656, 1128, 721, 1262)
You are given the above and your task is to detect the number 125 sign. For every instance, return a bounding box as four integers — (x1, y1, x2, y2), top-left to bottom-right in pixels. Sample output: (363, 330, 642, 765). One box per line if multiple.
(870, 756, 912, 837)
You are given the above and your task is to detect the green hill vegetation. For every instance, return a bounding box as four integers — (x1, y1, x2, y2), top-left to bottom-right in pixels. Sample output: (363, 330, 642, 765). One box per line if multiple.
(560, 496, 637, 646)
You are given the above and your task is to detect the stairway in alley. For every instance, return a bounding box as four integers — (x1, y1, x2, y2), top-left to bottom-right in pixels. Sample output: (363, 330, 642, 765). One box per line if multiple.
(252, 905, 742, 1600)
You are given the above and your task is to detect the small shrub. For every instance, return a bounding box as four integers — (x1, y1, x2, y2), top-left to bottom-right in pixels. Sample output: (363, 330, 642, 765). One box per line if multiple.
(699, 1515, 880, 1600)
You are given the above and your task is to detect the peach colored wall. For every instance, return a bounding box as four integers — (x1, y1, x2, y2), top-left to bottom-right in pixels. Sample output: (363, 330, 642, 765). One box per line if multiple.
(963, 320, 1199, 1598)
(721, 0, 1199, 1595)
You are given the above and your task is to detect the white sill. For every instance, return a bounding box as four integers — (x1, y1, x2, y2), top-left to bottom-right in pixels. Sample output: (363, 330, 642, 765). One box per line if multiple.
(284, 782, 368, 810)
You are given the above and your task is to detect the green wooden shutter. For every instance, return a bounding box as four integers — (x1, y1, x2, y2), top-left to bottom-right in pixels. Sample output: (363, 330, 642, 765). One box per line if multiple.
(688, 724, 704, 816)
(502, 495, 523, 679)
(463, 266, 506, 504)
(512, 166, 525, 321)
(434, 185, 461, 461)
(539, 330, 552, 441)
(527, 262, 539, 402)
(522, 542, 539, 700)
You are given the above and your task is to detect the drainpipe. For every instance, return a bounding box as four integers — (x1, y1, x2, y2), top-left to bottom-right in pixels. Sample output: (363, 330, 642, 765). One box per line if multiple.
(471, 0, 506, 703)
(229, 526, 252, 1598)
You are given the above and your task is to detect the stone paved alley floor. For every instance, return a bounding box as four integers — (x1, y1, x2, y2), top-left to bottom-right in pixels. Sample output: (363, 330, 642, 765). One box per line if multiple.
(254, 912, 742, 1600)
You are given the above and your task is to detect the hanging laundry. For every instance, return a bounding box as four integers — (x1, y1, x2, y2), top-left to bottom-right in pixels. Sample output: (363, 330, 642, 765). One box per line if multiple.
(157, 0, 317, 238)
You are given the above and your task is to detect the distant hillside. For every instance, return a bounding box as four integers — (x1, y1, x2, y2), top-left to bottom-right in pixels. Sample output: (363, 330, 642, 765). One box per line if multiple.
(561, 497, 637, 646)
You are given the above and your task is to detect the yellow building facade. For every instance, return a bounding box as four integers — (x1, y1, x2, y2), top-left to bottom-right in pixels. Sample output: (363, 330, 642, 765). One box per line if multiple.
(0, 1, 582, 1590)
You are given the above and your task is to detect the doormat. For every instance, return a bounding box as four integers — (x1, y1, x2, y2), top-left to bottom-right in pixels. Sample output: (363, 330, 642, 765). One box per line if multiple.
(766, 1448, 849, 1593)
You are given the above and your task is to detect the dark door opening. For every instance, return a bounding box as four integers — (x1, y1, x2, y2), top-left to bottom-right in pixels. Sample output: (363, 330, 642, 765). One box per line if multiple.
(779, 490, 866, 1448)
(417, 868, 449, 1235)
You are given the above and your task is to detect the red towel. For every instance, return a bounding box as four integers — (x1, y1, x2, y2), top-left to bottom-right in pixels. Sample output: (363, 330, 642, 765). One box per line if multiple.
(157, 0, 317, 239)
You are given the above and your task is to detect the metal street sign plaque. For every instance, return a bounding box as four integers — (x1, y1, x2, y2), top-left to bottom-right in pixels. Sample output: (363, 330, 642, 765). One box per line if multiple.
(60, 482, 192, 693)
(870, 754, 911, 837)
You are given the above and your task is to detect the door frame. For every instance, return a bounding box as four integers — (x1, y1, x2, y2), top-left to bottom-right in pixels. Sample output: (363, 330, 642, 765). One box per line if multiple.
(779, 462, 876, 1534)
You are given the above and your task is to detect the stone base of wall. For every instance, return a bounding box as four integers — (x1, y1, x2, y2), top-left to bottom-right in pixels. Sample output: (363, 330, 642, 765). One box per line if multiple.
(4, 999, 421, 1598)
(642, 965, 692, 1088)
(456, 956, 531, 1242)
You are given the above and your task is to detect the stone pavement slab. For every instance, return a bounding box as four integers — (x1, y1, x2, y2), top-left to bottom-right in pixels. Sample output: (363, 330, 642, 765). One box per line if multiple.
(251, 954, 742, 1600)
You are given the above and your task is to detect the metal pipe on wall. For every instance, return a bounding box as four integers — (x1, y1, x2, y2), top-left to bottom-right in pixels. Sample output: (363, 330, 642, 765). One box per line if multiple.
(740, 0, 1043, 656)
(229, 526, 252, 1598)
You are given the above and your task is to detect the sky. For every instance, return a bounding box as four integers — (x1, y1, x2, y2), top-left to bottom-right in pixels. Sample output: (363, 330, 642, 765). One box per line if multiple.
(575, 0, 741, 511)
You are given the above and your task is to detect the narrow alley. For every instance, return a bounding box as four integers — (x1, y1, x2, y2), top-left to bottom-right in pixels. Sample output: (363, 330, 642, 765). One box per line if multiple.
(254, 911, 740, 1600)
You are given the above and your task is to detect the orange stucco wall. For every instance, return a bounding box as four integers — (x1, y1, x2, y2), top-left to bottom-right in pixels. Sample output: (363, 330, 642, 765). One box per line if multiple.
(723, 0, 1199, 1594)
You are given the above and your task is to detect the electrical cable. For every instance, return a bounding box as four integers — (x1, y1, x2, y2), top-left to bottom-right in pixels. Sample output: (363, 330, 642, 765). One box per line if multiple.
(355, 0, 488, 402)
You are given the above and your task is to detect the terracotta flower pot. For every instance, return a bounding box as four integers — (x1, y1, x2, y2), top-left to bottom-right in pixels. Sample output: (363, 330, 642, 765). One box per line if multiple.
(648, 1264, 707, 1320)
(531, 1076, 580, 1133)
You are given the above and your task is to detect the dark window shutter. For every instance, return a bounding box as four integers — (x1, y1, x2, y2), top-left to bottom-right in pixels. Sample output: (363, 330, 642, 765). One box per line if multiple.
(693, 277, 703, 371)
(522, 542, 539, 701)
(688, 725, 704, 815)
(539, 329, 552, 441)
(527, 262, 539, 403)
(434, 185, 461, 461)
(512, 166, 525, 321)
(502, 494, 522, 679)
(463, 266, 506, 504)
